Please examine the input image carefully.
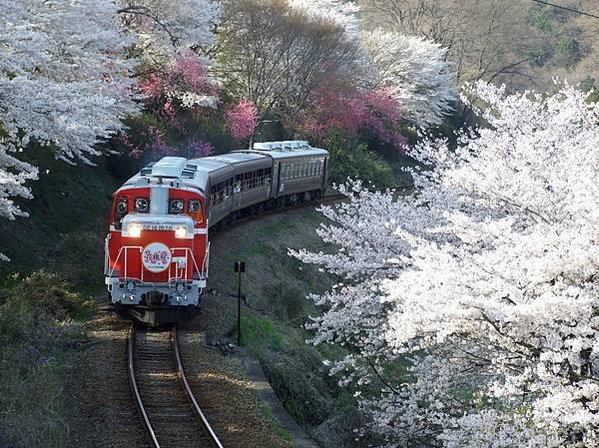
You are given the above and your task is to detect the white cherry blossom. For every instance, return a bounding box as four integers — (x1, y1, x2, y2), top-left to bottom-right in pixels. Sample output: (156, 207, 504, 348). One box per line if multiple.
(0, 0, 142, 256)
(362, 30, 457, 127)
(295, 82, 599, 447)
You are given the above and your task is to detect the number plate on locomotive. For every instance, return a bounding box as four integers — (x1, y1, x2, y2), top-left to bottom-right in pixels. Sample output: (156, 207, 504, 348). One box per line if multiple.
(142, 224, 173, 231)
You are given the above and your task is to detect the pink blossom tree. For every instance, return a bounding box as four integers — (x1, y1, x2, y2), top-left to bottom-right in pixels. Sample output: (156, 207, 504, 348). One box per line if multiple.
(140, 50, 219, 120)
(125, 51, 219, 159)
(226, 99, 259, 144)
(301, 86, 407, 151)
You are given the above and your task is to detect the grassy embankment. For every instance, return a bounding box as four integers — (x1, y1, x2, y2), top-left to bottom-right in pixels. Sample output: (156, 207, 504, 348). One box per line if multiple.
(208, 210, 369, 447)
(0, 147, 123, 447)
(206, 141, 419, 446)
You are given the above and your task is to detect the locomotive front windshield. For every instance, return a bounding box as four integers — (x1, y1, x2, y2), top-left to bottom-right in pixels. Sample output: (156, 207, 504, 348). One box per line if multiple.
(111, 194, 206, 226)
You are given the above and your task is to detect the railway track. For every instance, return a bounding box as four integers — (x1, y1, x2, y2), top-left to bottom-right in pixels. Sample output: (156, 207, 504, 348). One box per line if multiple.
(128, 324, 224, 448)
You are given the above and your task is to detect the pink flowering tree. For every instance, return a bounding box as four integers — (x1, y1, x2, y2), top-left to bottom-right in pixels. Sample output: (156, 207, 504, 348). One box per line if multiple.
(123, 51, 218, 159)
(140, 50, 219, 115)
(301, 87, 407, 152)
(226, 99, 259, 145)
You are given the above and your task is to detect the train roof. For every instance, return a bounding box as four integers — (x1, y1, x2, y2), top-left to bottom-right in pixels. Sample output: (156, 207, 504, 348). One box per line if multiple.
(198, 152, 268, 164)
(235, 141, 329, 159)
(120, 141, 328, 194)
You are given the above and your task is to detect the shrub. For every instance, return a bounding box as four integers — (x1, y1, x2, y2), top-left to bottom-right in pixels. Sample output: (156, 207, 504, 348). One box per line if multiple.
(326, 134, 395, 187)
(261, 282, 305, 322)
(0, 271, 88, 447)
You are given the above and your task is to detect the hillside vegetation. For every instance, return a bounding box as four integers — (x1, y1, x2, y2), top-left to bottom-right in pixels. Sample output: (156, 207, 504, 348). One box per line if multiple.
(362, 0, 599, 94)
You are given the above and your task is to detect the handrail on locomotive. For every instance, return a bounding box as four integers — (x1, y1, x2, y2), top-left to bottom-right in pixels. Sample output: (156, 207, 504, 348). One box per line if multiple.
(107, 244, 210, 285)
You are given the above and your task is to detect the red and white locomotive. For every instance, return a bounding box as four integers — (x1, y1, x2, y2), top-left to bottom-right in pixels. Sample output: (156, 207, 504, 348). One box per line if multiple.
(105, 141, 329, 325)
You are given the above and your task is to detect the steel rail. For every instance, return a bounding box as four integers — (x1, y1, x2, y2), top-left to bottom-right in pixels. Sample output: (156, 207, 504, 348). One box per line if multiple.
(125, 186, 412, 447)
(127, 324, 161, 448)
(172, 325, 224, 448)
(128, 324, 224, 448)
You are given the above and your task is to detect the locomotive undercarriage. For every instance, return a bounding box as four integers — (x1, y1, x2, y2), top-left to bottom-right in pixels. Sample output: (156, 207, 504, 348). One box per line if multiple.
(113, 301, 201, 326)
(107, 277, 203, 325)
(107, 277, 203, 306)
(111, 287, 202, 326)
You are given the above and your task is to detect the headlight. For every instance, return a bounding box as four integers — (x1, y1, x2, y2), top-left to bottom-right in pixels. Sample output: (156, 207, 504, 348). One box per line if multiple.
(175, 226, 187, 239)
(117, 198, 128, 214)
(134, 197, 149, 213)
(188, 200, 201, 213)
(128, 223, 142, 238)
(169, 199, 184, 214)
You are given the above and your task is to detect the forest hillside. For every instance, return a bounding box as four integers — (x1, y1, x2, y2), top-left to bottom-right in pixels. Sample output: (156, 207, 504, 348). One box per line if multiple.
(362, 0, 599, 94)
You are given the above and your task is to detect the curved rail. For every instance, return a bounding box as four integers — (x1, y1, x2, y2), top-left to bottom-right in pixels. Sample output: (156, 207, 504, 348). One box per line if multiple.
(172, 326, 224, 448)
(127, 324, 224, 448)
(127, 324, 161, 448)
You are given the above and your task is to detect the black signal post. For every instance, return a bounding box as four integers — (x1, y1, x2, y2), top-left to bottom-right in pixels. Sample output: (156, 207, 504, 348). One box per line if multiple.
(234, 261, 246, 346)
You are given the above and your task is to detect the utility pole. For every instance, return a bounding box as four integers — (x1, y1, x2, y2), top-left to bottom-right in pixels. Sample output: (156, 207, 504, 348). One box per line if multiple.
(234, 261, 246, 346)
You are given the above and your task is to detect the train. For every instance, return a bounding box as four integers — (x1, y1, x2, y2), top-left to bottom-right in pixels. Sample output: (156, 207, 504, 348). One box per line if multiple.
(105, 141, 330, 325)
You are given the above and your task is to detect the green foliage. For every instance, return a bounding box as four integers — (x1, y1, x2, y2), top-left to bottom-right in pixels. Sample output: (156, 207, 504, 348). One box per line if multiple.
(588, 90, 599, 104)
(241, 314, 284, 352)
(581, 76, 596, 92)
(0, 145, 119, 293)
(556, 36, 581, 66)
(264, 348, 337, 425)
(261, 282, 305, 321)
(528, 7, 552, 31)
(580, 76, 599, 103)
(326, 134, 395, 187)
(526, 41, 554, 67)
(0, 271, 88, 447)
(259, 403, 293, 441)
(0, 271, 91, 322)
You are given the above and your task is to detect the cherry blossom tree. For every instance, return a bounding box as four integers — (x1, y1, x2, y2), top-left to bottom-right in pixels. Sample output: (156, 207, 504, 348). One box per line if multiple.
(294, 82, 599, 447)
(117, 0, 221, 58)
(362, 29, 457, 127)
(0, 0, 141, 240)
(226, 100, 259, 144)
(287, 0, 361, 41)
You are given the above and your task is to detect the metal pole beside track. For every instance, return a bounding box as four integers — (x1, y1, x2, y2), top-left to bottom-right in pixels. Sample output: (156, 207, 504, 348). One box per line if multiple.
(237, 269, 241, 346)
(234, 261, 246, 346)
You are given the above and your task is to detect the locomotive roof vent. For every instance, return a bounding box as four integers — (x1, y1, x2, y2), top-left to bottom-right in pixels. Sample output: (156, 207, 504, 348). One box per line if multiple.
(181, 164, 198, 179)
(253, 142, 275, 151)
(150, 157, 188, 178)
(140, 162, 156, 176)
